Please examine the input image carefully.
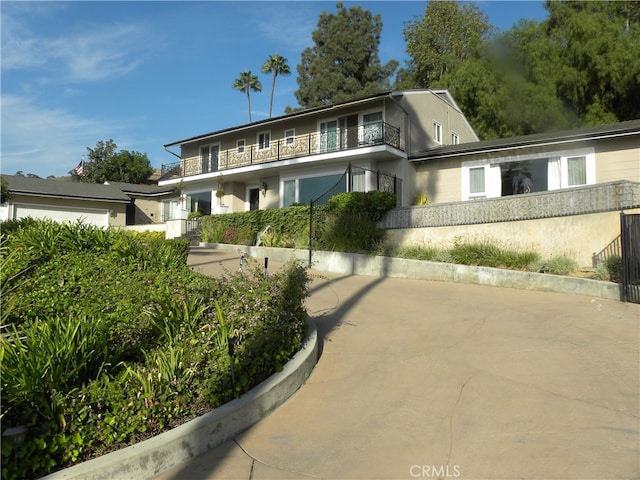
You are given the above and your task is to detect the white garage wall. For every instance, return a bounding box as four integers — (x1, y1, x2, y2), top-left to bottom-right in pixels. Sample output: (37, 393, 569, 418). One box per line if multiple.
(13, 203, 109, 228)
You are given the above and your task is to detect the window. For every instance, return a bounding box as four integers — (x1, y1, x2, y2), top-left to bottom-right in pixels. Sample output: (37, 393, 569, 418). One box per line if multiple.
(469, 167, 485, 198)
(284, 129, 295, 146)
(451, 132, 460, 145)
(319, 120, 338, 152)
(567, 156, 587, 186)
(200, 144, 219, 173)
(186, 191, 212, 216)
(236, 139, 245, 154)
(282, 174, 346, 207)
(363, 112, 383, 144)
(351, 169, 365, 192)
(258, 131, 270, 150)
(433, 121, 442, 144)
(283, 180, 296, 207)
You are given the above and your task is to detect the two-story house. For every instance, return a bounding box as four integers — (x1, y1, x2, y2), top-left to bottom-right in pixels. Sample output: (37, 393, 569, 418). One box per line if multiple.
(158, 89, 478, 218)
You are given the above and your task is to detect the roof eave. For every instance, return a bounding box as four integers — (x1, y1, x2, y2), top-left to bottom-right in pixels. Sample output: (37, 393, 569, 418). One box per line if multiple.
(164, 91, 393, 148)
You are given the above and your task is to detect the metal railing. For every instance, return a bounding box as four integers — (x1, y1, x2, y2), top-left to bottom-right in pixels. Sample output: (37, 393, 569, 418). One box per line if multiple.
(161, 122, 401, 179)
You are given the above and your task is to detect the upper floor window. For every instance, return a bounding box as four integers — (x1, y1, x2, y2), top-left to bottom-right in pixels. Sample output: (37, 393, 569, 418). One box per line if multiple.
(236, 139, 245, 154)
(363, 112, 383, 144)
(433, 121, 442, 144)
(284, 128, 295, 146)
(200, 144, 219, 173)
(258, 131, 271, 150)
(451, 132, 460, 145)
(319, 120, 338, 152)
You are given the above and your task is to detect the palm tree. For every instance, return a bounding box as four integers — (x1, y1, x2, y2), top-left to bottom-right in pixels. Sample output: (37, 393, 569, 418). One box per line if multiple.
(232, 70, 262, 122)
(261, 54, 291, 118)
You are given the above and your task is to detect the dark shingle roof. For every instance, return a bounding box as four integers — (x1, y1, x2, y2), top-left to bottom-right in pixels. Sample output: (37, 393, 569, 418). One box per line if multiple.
(104, 181, 176, 197)
(2, 175, 131, 203)
(411, 119, 640, 162)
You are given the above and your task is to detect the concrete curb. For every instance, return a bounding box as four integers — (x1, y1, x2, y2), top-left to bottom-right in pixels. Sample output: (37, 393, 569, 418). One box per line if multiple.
(201, 243, 622, 301)
(41, 318, 318, 480)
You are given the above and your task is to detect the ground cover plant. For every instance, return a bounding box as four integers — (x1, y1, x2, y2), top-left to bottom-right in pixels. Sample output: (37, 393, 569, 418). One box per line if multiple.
(0, 220, 311, 479)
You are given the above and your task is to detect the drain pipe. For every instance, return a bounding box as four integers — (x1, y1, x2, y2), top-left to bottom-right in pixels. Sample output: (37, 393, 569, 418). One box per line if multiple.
(164, 145, 181, 159)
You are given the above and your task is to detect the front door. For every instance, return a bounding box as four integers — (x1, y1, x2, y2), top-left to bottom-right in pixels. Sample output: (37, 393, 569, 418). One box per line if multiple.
(249, 188, 259, 211)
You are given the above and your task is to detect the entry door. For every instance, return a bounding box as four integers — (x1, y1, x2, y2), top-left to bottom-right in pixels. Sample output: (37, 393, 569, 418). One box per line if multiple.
(249, 188, 259, 211)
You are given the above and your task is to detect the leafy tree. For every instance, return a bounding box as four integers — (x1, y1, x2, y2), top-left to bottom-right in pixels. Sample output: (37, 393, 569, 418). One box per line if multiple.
(71, 139, 153, 184)
(403, 1, 493, 88)
(1, 176, 13, 204)
(447, 20, 575, 139)
(292, 2, 398, 109)
(232, 70, 263, 122)
(261, 54, 291, 118)
(543, 0, 640, 124)
(403, 0, 639, 138)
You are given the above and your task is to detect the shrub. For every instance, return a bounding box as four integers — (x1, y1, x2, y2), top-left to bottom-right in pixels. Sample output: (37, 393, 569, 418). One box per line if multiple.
(200, 206, 309, 245)
(327, 190, 396, 221)
(606, 255, 623, 283)
(449, 239, 540, 269)
(318, 212, 386, 253)
(542, 255, 579, 275)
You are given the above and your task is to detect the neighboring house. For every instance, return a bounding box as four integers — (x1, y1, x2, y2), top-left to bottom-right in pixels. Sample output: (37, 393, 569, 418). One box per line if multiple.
(0, 176, 176, 227)
(159, 89, 478, 215)
(410, 119, 640, 203)
(104, 181, 177, 225)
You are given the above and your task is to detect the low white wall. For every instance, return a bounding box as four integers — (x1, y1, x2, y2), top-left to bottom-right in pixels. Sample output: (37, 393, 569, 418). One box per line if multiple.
(200, 243, 621, 301)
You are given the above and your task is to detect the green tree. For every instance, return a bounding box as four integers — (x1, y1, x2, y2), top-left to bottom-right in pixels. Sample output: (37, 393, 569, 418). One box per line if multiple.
(403, 1, 493, 88)
(448, 20, 575, 139)
(71, 139, 153, 184)
(292, 2, 398, 109)
(543, 0, 640, 124)
(0, 176, 13, 204)
(261, 54, 291, 118)
(232, 70, 263, 123)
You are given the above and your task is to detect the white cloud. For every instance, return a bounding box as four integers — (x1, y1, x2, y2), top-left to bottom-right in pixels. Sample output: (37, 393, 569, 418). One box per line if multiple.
(0, 94, 137, 177)
(1, 8, 157, 83)
(249, 3, 316, 52)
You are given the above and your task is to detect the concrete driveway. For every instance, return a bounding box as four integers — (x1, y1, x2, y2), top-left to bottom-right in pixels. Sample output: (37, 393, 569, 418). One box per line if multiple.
(156, 249, 639, 480)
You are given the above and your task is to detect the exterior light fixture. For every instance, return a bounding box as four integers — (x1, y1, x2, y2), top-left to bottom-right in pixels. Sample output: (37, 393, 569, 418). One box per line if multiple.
(261, 182, 268, 196)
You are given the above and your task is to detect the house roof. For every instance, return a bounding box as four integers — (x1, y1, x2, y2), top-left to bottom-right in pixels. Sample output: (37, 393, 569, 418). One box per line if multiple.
(410, 119, 640, 162)
(3, 175, 132, 203)
(104, 181, 176, 197)
(163, 89, 462, 148)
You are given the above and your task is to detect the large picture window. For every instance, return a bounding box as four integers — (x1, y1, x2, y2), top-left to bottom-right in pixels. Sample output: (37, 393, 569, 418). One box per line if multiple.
(282, 173, 346, 207)
(462, 148, 594, 201)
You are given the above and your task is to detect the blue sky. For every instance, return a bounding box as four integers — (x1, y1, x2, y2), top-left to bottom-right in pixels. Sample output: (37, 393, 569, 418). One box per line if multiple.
(1, 1, 548, 178)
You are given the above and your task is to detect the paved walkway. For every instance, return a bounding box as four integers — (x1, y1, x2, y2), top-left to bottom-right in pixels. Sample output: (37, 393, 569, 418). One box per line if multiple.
(156, 247, 639, 480)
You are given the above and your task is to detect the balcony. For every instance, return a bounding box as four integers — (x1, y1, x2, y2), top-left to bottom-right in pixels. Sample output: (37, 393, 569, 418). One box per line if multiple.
(161, 122, 401, 179)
